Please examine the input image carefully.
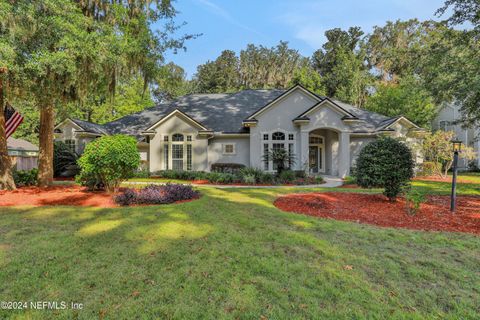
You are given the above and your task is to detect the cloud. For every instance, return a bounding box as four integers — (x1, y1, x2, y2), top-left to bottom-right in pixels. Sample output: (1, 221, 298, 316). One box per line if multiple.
(194, 0, 265, 37)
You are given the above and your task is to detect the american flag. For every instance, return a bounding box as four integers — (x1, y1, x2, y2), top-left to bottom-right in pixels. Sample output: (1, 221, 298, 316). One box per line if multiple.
(4, 103, 24, 138)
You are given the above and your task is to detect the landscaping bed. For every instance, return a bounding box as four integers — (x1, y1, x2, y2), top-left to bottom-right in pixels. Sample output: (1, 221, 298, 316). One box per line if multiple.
(0, 185, 199, 207)
(0, 186, 116, 207)
(274, 192, 480, 235)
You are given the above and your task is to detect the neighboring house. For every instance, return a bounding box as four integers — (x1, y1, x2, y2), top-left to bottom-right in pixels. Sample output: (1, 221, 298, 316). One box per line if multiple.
(432, 103, 480, 170)
(54, 85, 424, 178)
(7, 137, 39, 171)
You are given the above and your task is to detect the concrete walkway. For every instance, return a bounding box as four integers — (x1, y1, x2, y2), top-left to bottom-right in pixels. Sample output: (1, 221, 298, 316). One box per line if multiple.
(125, 175, 344, 189)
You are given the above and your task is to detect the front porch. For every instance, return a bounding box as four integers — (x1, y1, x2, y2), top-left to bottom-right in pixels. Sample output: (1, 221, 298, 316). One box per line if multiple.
(299, 128, 351, 178)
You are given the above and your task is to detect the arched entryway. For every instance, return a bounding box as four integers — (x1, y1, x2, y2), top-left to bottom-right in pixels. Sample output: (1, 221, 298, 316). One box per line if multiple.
(308, 128, 340, 176)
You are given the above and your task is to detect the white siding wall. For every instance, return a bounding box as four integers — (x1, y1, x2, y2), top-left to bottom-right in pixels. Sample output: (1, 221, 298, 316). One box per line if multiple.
(148, 116, 208, 173)
(250, 89, 319, 170)
(208, 136, 250, 169)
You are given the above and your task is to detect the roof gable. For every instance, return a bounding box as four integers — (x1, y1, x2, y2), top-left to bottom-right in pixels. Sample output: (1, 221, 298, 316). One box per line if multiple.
(244, 84, 322, 120)
(146, 109, 209, 131)
(296, 98, 358, 120)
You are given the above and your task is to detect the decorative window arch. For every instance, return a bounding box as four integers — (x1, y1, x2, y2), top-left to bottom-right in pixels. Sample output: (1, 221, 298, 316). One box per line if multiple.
(172, 133, 184, 142)
(272, 131, 285, 141)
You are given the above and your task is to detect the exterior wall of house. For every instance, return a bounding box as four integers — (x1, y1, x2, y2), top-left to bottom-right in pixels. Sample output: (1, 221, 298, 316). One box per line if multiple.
(350, 136, 376, 168)
(249, 89, 319, 171)
(148, 115, 209, 173)
(432, 103, 479, 169)
(55, 121, 94, 154)
(207, 136, 250, 170)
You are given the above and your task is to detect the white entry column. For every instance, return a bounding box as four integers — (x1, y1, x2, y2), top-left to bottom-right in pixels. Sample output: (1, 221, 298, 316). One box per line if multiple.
(299, 130, 309, 172)
(338, 131, 350, 178)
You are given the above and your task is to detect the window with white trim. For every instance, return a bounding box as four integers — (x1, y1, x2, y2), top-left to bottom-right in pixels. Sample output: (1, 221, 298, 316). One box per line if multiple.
(65, 139, 76, 153)
(186, 144, 192, 171)
(439, 120, 453, 131)
(163, 133, 193, 171)
(261, 130, 296, 171)
(223, 143, 235, 155)
(164, 144, 169, 170)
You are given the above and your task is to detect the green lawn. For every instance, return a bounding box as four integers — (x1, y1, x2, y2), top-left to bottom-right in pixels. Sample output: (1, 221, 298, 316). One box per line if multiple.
(1, 185, 479, 319)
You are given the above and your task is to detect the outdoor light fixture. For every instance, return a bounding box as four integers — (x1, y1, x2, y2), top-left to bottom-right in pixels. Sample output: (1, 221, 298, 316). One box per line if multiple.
(450, 139, 463, 212)
(452, 139, 462, 153)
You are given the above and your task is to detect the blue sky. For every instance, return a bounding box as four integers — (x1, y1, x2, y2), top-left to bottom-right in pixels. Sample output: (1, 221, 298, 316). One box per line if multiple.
(160, 0, 447, 78)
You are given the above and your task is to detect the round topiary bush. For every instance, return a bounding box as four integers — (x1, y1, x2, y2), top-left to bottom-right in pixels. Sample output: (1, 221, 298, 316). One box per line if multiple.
(76, 135, 140, 192)
(356, 137, 414, 201)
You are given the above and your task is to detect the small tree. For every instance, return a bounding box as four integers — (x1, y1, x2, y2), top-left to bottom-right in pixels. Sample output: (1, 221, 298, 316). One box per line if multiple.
(422, 130, 477, 177)
(263, 148, 296, 175)
(356, 137, 414, 201)
(77, 135, 140, 193)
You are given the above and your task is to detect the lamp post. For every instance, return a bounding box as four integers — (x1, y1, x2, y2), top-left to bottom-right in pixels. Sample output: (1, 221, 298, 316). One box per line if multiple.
(450, 139, 462, 212)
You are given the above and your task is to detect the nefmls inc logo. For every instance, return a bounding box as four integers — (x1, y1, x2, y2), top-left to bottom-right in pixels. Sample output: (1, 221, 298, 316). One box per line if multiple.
(30, 301, 68, 310)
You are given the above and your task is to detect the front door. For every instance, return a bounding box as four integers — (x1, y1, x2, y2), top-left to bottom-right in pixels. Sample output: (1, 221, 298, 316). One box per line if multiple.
(309, 145, 324, 173)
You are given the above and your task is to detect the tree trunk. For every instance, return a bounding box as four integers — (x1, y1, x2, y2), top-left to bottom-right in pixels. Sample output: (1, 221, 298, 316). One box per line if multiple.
(37, 103, 55, 187)
(0, 71, 16, 190)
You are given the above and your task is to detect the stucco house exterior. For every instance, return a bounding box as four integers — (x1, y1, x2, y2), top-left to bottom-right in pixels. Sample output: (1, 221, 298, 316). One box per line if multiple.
(432, 103, 480, 170)
(54, 85, 424, 178)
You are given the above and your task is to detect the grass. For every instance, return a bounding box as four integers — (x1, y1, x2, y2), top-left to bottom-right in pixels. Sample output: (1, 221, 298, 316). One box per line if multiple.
(1, 184, 480, 319)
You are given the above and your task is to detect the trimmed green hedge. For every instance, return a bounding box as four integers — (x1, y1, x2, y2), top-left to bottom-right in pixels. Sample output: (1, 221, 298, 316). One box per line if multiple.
(151, 169, 324, 185)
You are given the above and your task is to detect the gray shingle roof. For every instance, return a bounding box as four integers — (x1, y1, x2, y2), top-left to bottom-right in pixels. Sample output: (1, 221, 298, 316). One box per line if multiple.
(330, 99, 394, 132)
(71, 119, 109, 135)
(7, 137, 39, 151)
(69, 88, 409, 138)
(104, 89, 286, 137)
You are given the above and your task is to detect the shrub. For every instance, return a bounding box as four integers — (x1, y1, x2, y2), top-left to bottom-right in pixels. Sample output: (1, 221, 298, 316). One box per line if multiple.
(53, 141, 79, 178)
(77, 135, 140, 192)
(278, 170, 296, 183)
(262, 148, 296, 174)
(419, 161, 442, 176)
(356, 137, 414, 201)
(13, 168, 38, 187)
(133, 168, 150, 179)
(343, 176, 356, 185)
(404, 186, 425, 215)
(206, 172, 238, 184)
(242, 174, 256, 185)
(114, 184, 199, 206)
(258, 172, 276, 184)
(293, 170, 306, 179)
(115, 188, 136, 206)
(239, 167, 264, 183)
(211, 163, 246, 174)
(151, 170, 207, 180)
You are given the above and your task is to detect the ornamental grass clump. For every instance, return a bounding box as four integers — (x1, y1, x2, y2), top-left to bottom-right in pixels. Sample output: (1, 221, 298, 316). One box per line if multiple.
(115, 184, 199, 206)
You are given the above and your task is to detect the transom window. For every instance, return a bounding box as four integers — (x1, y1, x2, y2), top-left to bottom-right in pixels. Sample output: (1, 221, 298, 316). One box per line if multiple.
(288, 134, 294, 140)
(263, 134, 269, 140)
(163, 136, 169, 142)
(309, 136, 323, 144)
(172, 133, 184, 142)
(272, 132, 285, 141)
(187, 135, 192, 142)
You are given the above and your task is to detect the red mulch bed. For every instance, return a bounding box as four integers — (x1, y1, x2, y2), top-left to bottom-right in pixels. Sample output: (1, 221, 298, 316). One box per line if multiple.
(0, 186, 117, 207)
(274, 192, 480, 235)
